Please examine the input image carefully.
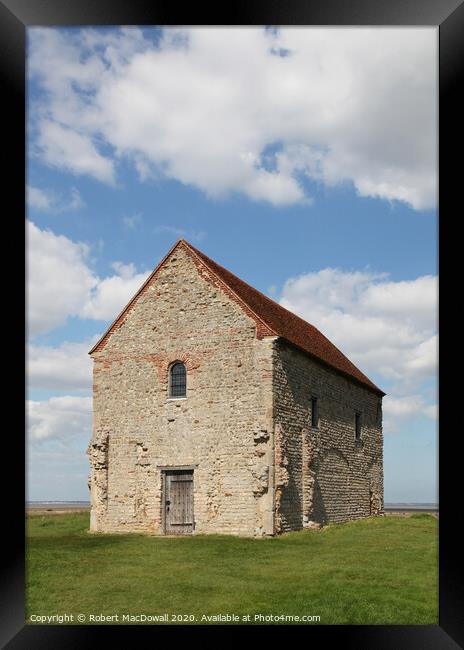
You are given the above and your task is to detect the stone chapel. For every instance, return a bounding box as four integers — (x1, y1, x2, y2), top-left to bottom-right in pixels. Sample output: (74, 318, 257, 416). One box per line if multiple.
(87, 239, 384, 536)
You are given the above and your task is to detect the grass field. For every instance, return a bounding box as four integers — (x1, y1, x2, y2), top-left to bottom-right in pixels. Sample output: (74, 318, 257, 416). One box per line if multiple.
(26, 513, 438, 625)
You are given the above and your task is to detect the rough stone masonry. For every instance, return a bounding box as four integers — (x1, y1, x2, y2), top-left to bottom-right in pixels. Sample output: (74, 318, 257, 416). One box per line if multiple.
(87, 240, 384, 536)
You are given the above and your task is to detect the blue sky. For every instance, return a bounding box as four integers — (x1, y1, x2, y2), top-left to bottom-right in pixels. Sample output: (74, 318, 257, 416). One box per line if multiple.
(26, 26, 437, 503)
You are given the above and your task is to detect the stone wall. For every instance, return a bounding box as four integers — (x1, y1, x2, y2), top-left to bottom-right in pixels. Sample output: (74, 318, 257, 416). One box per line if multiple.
(88, 246, 275, 536)
(272, 339, 383, 532)
(89, 243, 383, 537)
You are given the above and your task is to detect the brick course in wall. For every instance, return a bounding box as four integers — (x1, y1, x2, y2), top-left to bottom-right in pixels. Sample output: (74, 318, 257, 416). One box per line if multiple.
(88, 240, 383, 537)
(88, 245, 275, 536)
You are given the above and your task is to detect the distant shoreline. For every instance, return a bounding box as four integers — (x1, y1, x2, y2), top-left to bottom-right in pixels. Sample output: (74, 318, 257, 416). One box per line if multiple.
(27, 501, 90, 506)
(384, 506, 438, 513)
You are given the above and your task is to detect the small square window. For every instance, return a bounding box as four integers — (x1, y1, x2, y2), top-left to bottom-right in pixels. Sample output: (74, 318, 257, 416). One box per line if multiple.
(355, 412, 362, 441)
(311, 397, 318, 428)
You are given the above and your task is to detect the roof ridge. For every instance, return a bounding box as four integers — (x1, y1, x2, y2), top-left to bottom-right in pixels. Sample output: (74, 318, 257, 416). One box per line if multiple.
(184, 242, 370, 371)
(183, 241, 383, 396)
(186, 241, 334, 337)
(89, 238, 384, 396)
(185, 241, 283, 307)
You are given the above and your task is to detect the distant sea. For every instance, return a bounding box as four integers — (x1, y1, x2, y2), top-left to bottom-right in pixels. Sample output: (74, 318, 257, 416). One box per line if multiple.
(384, 502, 438, 510)
(27, 501, 90, 507)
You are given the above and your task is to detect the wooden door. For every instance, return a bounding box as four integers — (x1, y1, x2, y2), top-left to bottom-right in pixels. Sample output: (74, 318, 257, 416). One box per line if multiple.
(164, 470, 194, 535)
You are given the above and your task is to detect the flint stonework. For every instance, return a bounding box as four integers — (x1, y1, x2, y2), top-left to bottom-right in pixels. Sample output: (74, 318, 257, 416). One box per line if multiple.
(88, 241, 383, 537)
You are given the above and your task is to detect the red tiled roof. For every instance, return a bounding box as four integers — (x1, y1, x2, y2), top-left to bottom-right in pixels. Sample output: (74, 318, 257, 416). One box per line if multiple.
(90, 240, 384, 396)
(186, 241, 384, 396)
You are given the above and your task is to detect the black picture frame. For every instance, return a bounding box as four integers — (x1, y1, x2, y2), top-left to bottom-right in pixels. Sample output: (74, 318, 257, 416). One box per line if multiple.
(4, 0, 462, 647)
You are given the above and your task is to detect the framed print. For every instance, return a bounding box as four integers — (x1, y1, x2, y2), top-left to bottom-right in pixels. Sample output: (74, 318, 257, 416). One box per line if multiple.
(2, 0, 463, 647)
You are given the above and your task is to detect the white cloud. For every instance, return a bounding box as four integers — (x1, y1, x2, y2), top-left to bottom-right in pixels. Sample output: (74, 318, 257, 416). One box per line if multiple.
(383, 395, 438, 434)
(423, 404, 438, 420)
(27, 396, 92, 442)
(36, 121, 115, 184)
(67, 187, 86, 210)
(383, 395, 426, 419)
(27, 185, 85, 212)
(28, 26, 437, 210)
(121, 212, 142, 229)
(359, 276, 437, 329)
(81, 261, 150, 320)
(27, 340, 95, 392)
(154, 225, 206, 243)
(279, 267, 437, 433)
(27, 186, 53, 210)
(403, 335, 437, 378)
(280, 268, 437, 382)
(27, 221, 150, 337)
(27, 220, 98, 337)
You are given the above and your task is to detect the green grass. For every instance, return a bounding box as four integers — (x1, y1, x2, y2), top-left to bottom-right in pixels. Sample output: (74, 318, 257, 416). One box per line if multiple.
(26, 513, 438, 625)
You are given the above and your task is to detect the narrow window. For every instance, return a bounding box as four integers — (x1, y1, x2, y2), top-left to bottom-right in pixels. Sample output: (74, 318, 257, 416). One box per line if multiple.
(355, 412, 362, 441)
(311, 397, 318, 428)
(169, 362, 186, 398)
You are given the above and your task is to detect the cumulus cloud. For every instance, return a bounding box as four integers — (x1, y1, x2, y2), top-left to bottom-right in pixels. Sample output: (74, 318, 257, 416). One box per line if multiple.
(27, 340, 95, 392)
(36, 121, 116, 184)
(383, 395, 438, 433)
(154, 225, 206, 243)
(27, 220, 98, 337)
(27, 186, 53, 210)
(27, 396, 92, 443)
(279, 267, 437, 432)
(27, 221, 150, 337)
(80, 261, 150, 320)
(27, 185, 85, 212)
(384, 395, 426, 419)
(121, 212, 143, 229)
(280, 268, 437, 382)
(423, 403, 438, 420)
(28, 26, 437, 210)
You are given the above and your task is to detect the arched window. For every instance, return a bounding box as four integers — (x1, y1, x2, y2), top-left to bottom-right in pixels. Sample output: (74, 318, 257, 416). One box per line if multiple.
(169, 362, 187, 398)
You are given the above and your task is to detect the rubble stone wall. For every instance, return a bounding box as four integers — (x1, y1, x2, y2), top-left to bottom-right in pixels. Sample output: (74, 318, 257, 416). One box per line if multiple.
(88, 246, 275, 536)
(272, 340, 383, 532)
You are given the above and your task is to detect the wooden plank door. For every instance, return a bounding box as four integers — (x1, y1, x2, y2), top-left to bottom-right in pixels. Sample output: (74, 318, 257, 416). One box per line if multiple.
(164, 470, 194, 535)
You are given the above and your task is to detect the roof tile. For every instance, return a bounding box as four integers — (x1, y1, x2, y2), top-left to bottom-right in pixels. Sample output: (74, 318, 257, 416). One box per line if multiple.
(186, 241, 384, 396)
